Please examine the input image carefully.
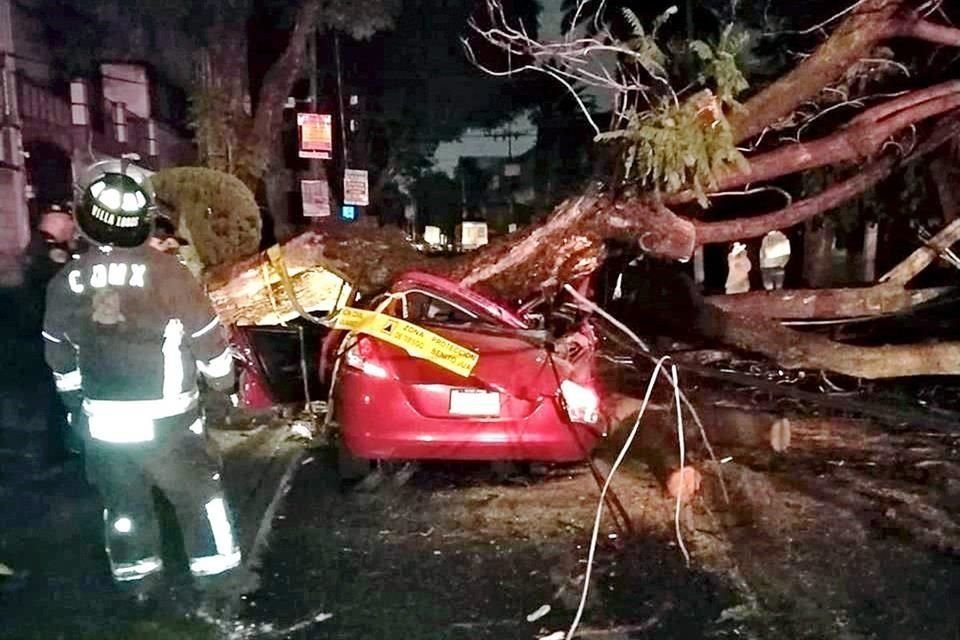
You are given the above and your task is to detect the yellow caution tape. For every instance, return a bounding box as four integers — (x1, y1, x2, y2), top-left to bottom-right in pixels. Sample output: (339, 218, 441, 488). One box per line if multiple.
(266, 245, 326, 327)
(332, 306, 479, 378)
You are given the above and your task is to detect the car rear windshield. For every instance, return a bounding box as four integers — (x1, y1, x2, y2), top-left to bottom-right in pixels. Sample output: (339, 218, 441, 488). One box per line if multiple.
(396, 290, 503, 328)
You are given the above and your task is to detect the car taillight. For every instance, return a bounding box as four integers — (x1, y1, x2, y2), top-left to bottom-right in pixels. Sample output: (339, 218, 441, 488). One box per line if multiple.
(344, 338, 389, 379)
(560, 379, 600, 424)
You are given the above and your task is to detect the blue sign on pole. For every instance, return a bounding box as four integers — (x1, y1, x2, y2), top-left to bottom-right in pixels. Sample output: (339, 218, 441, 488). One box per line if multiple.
(340, 205, 357, 221)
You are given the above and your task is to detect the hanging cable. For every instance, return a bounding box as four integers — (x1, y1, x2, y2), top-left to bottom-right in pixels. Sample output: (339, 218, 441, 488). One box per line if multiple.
(564, 355, 673, 640)
(671, 363, 691, 567)
(562, 283, 729, 503)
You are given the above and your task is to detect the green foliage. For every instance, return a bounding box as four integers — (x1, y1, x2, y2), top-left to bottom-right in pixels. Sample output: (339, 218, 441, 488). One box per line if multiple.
(592, 8, 752, 201)
(620, 7, 671, 72)
(597, 91, 748, 205)
(152, 167, 262, 270)
(321, 0, 401, 39)
(690, 25, 750, 107)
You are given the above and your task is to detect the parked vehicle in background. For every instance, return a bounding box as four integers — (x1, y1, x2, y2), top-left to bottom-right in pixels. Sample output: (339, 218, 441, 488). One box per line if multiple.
(324, 272, 606, 469)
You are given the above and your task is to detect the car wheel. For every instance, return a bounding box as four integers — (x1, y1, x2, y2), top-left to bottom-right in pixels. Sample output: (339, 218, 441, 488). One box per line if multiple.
(337, 443, 371, 480)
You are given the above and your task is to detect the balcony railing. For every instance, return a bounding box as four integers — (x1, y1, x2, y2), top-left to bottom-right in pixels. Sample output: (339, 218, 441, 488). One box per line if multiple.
(13, 73, 194, 169)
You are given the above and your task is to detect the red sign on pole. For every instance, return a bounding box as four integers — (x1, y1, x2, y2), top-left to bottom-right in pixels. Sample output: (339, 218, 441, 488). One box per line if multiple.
(297, 113, 332, 160)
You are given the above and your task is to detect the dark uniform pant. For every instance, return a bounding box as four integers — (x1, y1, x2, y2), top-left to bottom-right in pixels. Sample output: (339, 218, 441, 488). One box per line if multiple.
(85, 410, 241, 585)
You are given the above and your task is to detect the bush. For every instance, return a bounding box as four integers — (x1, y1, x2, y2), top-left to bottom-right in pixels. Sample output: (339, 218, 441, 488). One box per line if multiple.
(152, 167, 262, 270)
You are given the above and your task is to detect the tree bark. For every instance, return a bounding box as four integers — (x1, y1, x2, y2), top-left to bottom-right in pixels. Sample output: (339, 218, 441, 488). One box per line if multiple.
(802, 217, 836, 288)
(930, 155, 959, 223)
(706, 286, 951, 319)
(729, 0, 907, 142)
(248, 0, 323, 173)
(699, 305, 960, 378)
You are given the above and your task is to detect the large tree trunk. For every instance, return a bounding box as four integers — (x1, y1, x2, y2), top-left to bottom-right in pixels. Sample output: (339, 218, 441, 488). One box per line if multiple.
(699, 306, 960, 378)
(803, 218, 836, 288)
(706, 286, 951, 320)
(247, 0, 323, 182)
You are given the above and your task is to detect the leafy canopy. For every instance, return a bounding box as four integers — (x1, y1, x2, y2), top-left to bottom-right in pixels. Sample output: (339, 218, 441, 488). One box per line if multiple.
(597, 8, 751, 203)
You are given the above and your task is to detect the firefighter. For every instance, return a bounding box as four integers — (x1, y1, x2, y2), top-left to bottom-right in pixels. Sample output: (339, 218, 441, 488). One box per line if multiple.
(42, 159, 243, 603)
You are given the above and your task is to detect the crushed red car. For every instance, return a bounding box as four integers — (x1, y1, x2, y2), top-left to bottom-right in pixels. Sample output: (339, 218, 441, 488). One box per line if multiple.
(323, 272, 607, 464)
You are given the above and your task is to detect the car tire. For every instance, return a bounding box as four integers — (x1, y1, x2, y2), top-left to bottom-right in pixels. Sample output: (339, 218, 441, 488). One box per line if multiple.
(337, 444, 371, 481)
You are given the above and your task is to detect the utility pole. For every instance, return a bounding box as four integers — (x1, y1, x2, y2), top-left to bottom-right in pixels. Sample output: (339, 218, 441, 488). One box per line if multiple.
(506, 48, 515, 225)
(334, 32, 348, 171)
(507, 121, 515, 223)
(307, 26, 320, 184)
(461, 168, 467, 219)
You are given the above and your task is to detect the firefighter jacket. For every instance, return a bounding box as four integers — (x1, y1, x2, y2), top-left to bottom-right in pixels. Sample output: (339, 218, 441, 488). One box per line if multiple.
(42, 245, 234, 415)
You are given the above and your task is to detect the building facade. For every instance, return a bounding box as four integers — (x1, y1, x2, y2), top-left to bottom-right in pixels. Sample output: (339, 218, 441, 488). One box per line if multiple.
(0, 0, 193, 285)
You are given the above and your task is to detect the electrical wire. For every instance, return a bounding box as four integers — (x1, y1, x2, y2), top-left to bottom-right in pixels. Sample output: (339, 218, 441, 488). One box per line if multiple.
(562, 283, 729, 503)
(564, 355, 673, 640)
(671, 363, 691, 568)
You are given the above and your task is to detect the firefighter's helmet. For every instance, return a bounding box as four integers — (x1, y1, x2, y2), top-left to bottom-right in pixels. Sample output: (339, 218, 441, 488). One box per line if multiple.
(75, 158, 155, 248)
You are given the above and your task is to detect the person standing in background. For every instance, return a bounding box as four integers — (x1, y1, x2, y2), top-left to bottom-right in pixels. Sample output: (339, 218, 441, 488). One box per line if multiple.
(725, 242, 752, 295)
(760, 230, 791, 290)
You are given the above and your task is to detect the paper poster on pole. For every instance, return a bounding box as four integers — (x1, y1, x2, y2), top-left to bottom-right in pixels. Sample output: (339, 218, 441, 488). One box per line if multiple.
(343, 169, 369, 206)
(297, 113, 332, 159)
(301, 179, 331, 217)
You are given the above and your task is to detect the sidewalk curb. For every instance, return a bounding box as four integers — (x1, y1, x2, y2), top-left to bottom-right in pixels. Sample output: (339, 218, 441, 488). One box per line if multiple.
(245, 446, 307, 570)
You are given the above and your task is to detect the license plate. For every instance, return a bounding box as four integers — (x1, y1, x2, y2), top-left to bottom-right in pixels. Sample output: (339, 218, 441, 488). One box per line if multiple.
(449, 389, 501, 416)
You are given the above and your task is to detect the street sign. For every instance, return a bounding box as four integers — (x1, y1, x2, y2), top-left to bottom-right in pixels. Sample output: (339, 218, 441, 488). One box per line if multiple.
(340, 205, 357, 221)
(343, 169, 369, 206)
(297, 113, 332, 160)
(301, 179, 330, 217)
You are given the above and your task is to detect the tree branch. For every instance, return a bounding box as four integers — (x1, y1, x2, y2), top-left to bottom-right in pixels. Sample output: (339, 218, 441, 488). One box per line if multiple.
(880, 217, 960, 285)
(694, 158, 896, 244)
(889, 17, 960, 45)
(693, 115, 960, 244)
(706, 286, 952, 319)
(730, 0, 907, 142)
(249, 0, 323, 170)
(668, 82, 960, 204)
(847, 80, 960, 125)
(701, 306, 960, 378)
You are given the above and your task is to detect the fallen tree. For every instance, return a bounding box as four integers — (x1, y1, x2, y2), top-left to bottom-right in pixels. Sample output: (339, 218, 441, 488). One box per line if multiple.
(174, 0, 960, 378)
(707, 218, 960, 319)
